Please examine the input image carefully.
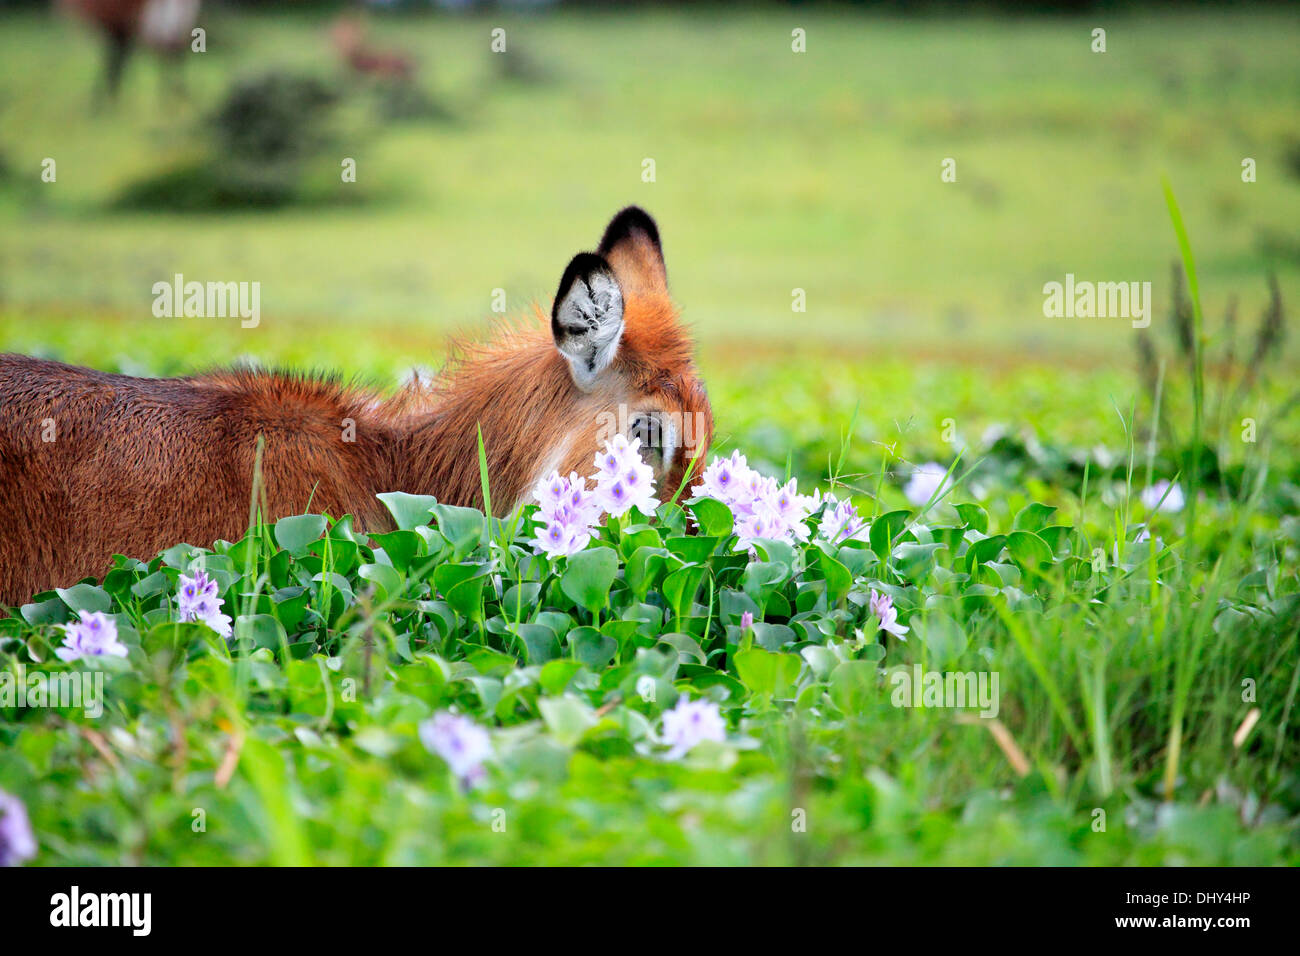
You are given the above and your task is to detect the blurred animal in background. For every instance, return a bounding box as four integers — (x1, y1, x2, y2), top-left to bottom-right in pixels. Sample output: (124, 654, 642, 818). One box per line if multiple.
(58, 0, 201, 101)
(330, 14, 416, 85)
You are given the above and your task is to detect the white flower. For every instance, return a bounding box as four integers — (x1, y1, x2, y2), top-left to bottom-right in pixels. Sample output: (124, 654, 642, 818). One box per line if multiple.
(1140, 480, 1184, 513)
(903, 462, 950, 507)
(419, 711, 493, 786)
(661, 695, 726, 759)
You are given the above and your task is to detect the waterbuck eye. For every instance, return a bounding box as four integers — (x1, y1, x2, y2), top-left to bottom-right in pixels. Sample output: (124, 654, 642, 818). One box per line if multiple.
(629, 413, 676, 470)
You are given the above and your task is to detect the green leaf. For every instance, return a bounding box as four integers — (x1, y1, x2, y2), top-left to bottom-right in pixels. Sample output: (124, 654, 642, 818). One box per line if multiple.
(561, 547, 617, 616)
(21, 597, 67, 626)
(663, 565, 707, 620)
(916, 612, 968, 664)
(567, 626, 617, 669)
(516, 623, 561, 664)
(813, 549, 852, 606)
(658, 632, 706, 665)
(431, 504, 485, 561)
(357, 563, 403, 603)
(954, 503, 989, 534)
(55, 583, 111, 614)
(800, 645, 839, 680)
(742, 561, 789, 606)
(234, 614, 287, 653)
(666, 535, 720, 565)
(870, 509, 910, 558)
(377, 492, 437, 531)
(965, 534, 1007, 572)
(829, 660, 878, 714)
(1013, 503, 1057, 533)
(539, 659, 584, 695)
(274, 514, 328, 553)
(1006, 530, 1054, 575)
(689, 497, 735, 538)
(893, 542, 943, 582)
(369, 529, 423, 573)
(444, 572, 488, 622)
(625, 546, 669, 601)
(734, 646, 801, 700)
(750, 621, 796, 651)
(538, 696, 598, 747)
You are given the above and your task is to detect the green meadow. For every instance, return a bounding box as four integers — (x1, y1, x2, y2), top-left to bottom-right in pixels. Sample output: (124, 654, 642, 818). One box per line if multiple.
(0, 6, 1297, 866)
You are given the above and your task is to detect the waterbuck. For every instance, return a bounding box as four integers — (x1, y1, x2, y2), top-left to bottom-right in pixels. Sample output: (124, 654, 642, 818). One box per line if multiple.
(0, 207, 713, 605)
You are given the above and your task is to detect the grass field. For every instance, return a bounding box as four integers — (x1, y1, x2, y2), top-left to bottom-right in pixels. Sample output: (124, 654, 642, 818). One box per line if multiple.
(0, 6, 1298, 867)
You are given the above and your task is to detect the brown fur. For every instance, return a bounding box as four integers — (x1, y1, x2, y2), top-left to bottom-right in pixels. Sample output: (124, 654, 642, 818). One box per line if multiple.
(0, 211, 712, 605)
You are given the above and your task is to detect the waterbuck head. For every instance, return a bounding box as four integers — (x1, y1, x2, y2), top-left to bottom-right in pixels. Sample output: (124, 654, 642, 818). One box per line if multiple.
(402, 206, 713, 514)
(545, 206, 713, 504)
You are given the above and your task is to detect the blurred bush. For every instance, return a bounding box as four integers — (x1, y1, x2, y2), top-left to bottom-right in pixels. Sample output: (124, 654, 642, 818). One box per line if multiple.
(115, 70, 345, 210)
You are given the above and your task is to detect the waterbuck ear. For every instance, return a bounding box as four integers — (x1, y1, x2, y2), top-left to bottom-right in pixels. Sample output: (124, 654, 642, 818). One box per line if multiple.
(551, 251, 624, 391)
(597, 206, 667, 297)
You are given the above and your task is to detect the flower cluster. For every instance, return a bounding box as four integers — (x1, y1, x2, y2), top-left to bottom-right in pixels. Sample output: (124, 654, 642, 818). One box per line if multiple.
(661, 695, 726, 759)
(694, 450, 815, 548)
(694, 450, 872, 550)
(419, 711, 493, 787)
(176, 570, 233, 638)
(55, 611, 128, 662)
(532, 435, 659, 558)
(813, 490, 870, 545)
(0, 790, 36, 867)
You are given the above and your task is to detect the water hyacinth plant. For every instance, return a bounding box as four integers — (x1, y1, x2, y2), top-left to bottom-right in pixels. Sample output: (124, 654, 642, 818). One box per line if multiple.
(176, 570, 234, 638)
(0, 431, 1295, 865)
(54, 611, 128, 662)
(531, 436, 660, 558)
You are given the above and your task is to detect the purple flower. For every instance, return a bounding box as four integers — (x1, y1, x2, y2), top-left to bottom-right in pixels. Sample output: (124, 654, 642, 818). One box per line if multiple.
(533, 509, 591, 558)
(592, 433, 637, 479)
(177, 569, 218, 614)
(661, 695, 726, 759)
(1141, 480, 1185, 513)
(531, 437, 660, 558)
(694, 453, 815, 549)
(903, 462, 951, 507)
(534, 471, 570, 513)
(419, 711, 493, 787)
(55, 611, 128, 661)
(814, 491, 869, 545)
(740, 611, 754, 631)
(532, 471, 602, 557)
(735, 499, 781, 550)
(870, 589, 909, 640)
(0, 791, 36, 867)
(592, 436, 657, 517)
(697, 450, 748, 503)
(177, 571, 232, 638)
